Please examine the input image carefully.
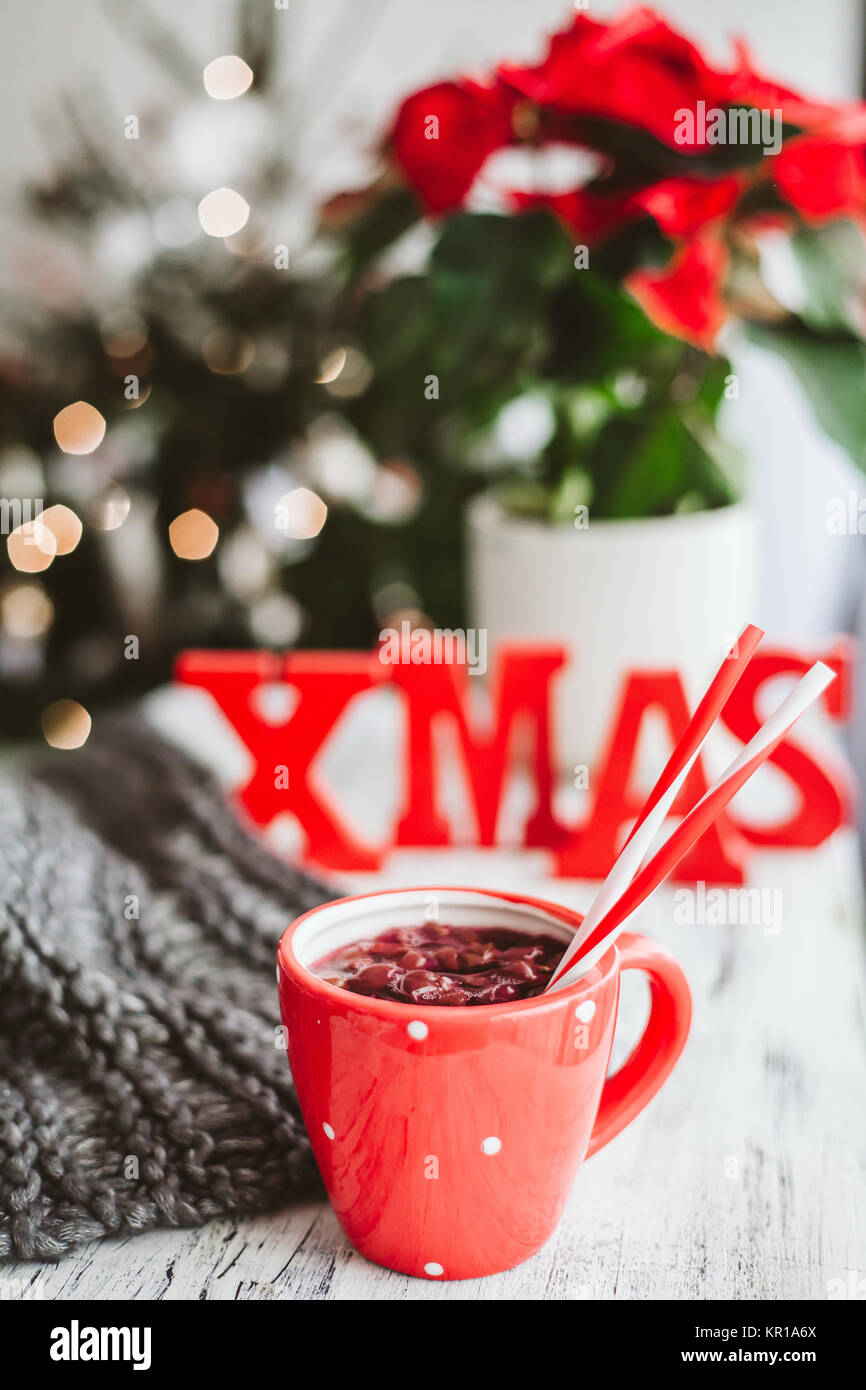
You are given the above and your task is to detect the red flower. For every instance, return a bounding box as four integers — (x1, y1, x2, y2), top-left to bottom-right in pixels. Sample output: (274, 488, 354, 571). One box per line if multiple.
(626, 237, 729, 350)
(509, 186, 640, 242)
(632, 174, 744, 237)
(721, 40, 841, 133)
(513, 172, 743, 244)
(499, 7, 726, 150)
(772, 136, 866, 224)
(390, 80, 516, 213)
(378, 6, 866, 351)
(817, 106, 866, 144)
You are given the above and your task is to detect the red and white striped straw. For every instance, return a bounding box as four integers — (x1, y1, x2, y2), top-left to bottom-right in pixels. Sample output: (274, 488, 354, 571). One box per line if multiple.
(624, 622, 765, 851)
(545, 622, 764, 990)
(548, 661, 835, 991)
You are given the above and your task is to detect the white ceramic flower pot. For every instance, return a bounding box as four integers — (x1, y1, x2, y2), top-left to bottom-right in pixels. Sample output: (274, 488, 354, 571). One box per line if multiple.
(466, 494, 760, 769)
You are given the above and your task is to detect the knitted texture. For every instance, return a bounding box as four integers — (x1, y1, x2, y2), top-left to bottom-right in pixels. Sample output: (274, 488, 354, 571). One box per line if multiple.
(0, 714, 330, 1263)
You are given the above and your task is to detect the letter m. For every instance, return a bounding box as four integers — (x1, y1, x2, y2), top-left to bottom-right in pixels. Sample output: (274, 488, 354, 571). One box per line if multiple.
(393, 644, 567, 847)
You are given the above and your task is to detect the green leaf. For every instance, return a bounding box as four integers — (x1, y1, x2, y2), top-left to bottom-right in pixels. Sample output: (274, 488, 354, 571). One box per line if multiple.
(337, 188, 422, 280)
(360, 276, 432, 376)
(547, 268, 680, 384)
(749, 324, 866, 469)
(493, 478, 551, 519)
(565, 386, 614, 441)
(431, 210, 568, 291)
(593, 410, 736, 519)
(550, 466, 594, 523)
(789, 223, 866, 334)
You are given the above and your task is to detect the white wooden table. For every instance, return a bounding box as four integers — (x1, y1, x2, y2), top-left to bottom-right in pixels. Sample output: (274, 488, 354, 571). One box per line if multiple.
(7, 690, 866, 1301)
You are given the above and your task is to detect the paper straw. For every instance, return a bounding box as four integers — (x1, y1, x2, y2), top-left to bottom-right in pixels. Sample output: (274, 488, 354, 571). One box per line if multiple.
(549, 661, 835, 990)
(624, 622, 765, 848)
(546, 623, 764, 989)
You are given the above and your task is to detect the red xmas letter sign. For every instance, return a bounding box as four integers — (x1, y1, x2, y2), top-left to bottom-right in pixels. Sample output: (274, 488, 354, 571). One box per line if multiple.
(719, 640, 854, 846)
(176, 649, 388, 869)
(393, 646, 566, 849)
(175, 641, 853, 879)
(554, 670, 746, 883)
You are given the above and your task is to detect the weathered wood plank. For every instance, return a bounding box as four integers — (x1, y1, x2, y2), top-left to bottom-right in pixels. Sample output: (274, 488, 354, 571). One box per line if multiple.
(7, 830, 864, 1300)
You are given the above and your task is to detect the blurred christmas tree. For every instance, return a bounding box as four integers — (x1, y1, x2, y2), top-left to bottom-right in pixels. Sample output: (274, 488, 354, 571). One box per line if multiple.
(15, 1, 858, 746)
(0, 0, 465, 741)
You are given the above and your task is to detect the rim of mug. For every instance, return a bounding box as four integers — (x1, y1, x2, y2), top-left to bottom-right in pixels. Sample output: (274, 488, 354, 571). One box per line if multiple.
(277, 885, 620, 1023)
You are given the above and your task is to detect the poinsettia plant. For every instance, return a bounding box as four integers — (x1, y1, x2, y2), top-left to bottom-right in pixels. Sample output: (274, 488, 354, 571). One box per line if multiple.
(325, 5, 866, 522)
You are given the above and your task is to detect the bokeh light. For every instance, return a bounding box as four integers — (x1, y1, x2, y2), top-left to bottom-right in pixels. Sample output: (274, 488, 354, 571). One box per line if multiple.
(101, 311, 148, 358)
(364, 460, 423, 522)
(40, 504, 83, 556)
(323, 346, 374, 398)
(197, 187, 250, 238)
(250, 592, 304, 646)
(7, 519, 56, 573)
(274, 488, 328, 540)
(88, 484, 131, 531)
(224, 218, 268, 257)
(203, 55, 254, 100)
(202, 328, 256, 374)
(53, 401, 106, 455)
(0, 445, 43, 499)
(0, 581, 53, 638)
(245, 340, 290, 391)
(153, 198, 200, 248)
(315, 347, 347, 384)
(41, 699, 92, 750)
(121, 381, 152, 410)
(218, 525, 273, 599)
(169, 508, 219, 559)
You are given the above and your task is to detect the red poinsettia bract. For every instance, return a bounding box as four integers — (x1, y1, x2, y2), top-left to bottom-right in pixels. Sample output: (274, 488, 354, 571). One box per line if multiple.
(382, 6, 866, 350)
(626, 237, 729, 351)
(390, 79, 517, 214)
(498, 9, 728, 150)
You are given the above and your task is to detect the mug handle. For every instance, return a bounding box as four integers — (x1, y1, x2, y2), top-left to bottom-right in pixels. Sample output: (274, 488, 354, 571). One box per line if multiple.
(585, 931, 692, 1158)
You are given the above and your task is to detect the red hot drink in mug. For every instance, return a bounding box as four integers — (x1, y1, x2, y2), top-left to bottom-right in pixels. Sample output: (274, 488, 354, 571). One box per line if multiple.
(277, 886, 691, 1280)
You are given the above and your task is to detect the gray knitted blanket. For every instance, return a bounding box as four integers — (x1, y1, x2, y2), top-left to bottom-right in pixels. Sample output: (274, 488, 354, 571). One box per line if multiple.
(0, 714, 330, 1264)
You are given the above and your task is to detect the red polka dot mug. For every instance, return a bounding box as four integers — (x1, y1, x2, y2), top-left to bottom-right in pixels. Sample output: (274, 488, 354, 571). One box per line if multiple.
(277, 886, 692, 1281)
